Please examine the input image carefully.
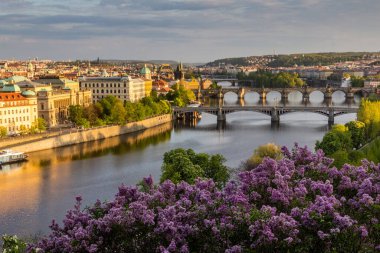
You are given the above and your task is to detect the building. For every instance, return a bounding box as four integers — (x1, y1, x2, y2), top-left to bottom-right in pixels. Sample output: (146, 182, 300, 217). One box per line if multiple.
(0, 82, 38, 135)
(35, 76, 81, 92)
(1, 76, 91, 127)
(140, 65, 153, 97)
(79, 76, 145, 103)
(178, 78, 200, 90)
(37, 88, 91, 127)
(364, 80, 380, 88)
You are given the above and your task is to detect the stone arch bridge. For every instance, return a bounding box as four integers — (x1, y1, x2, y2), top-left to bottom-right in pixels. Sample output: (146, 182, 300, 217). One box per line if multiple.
(196, 86, 376, 102)
(173, 105, 358, 125)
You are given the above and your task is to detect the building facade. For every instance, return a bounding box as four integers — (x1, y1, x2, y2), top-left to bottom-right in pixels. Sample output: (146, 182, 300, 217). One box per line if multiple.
(79, 76, 146, 103)
(37, 89, 91, 127)
(0, 83, 38, 135)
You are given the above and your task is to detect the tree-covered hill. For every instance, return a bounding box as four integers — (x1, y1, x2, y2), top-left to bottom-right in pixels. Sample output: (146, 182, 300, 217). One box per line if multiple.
(205, 52, 380, 67)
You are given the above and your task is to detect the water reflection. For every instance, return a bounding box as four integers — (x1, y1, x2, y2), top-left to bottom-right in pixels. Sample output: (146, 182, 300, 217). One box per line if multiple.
(0, 122, 172, 237)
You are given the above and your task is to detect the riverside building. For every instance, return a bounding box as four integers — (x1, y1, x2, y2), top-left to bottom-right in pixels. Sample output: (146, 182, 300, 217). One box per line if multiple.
(1, 76, 91, 127)
(79, 76, 146, 103)
(0, 82, 38, 134)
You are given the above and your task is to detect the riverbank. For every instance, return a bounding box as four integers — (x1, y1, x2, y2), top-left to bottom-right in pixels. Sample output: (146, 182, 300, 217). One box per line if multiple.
(4, 114, 172, 153)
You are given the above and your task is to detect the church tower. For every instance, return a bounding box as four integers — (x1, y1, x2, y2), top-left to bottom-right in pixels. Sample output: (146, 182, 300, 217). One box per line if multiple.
(140, 64, 152, 80)
(175, 62, 185, 80)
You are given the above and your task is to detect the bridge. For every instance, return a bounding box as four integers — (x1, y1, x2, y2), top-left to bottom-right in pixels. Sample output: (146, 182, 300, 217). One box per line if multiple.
(173, 105, 358, 125)
(196, 86, 376, 102)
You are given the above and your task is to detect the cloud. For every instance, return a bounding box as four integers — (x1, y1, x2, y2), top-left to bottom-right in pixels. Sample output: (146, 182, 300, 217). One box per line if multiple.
(0, 0, 379, 61)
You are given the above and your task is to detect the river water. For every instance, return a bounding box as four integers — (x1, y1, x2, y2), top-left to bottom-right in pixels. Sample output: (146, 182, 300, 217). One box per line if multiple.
(0, 86, 360, 237)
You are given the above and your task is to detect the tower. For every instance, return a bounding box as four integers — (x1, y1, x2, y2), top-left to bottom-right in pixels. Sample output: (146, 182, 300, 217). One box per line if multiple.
(175, 62, 184, 80)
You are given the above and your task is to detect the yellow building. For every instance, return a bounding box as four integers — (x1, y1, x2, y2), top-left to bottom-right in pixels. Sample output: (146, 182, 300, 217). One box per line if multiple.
(37, 88, 91, 127)
(0, 83, 38, 135)
(201, 79, 213, 89)
(178, 78, 200, 90)
(140, 65, 153, 96)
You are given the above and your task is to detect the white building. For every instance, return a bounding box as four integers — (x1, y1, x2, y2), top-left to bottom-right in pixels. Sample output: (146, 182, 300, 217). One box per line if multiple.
(364, 80, 380, 88)
(79, 76, 145, 103)
(0, 82, 38, 135)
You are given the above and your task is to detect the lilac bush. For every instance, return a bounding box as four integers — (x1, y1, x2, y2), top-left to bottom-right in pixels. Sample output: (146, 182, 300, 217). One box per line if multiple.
(28, 144, 380, 252)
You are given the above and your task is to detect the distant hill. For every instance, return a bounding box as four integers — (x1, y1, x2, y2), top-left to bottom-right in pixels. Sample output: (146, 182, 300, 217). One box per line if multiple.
(95, 59, 179, 65)
(205, 52, 380, 67)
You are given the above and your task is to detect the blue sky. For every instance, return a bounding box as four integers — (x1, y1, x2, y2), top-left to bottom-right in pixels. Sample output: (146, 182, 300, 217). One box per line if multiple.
(0, 0, 379, 62)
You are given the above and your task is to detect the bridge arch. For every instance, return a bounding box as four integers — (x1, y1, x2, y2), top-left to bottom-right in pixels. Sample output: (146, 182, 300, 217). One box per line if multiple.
(223, 90, 239, 97)
(332, 90, 347, 96)
(216, 80, 234, 87)
(279, 110, 330, 118)
(243, 90, 260, 99)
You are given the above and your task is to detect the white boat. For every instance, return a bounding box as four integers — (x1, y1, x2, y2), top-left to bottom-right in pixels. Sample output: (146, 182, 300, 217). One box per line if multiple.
(0, 150, 28, 166)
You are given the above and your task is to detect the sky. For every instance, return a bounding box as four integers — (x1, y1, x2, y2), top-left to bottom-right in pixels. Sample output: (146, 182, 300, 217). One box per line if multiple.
(0, 0, 379, 62)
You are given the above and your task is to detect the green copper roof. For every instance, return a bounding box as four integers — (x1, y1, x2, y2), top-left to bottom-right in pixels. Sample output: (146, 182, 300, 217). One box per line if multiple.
(21, 90, 36, 96)
(1, 84, 21, 93)
(140, 65, 151, 74)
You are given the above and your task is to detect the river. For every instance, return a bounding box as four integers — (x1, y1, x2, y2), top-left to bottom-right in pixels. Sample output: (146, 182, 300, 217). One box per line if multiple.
(0, 86, 359, 237)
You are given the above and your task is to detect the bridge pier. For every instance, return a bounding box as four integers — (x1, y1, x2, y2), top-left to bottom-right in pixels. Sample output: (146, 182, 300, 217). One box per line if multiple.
(217, 107, 226, 122)
(328, 108, 334, 125)
(238, 88, 245, 99)
(271, 108, 280, 123)
(281, 90, 288, 102)
(302, 93, 310, 103)
(238, 98, 245, 107)
(260, 91, 266, 101)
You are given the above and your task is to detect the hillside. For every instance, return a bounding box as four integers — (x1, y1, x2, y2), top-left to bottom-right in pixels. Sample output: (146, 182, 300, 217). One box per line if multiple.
(205, 52, 380, 67)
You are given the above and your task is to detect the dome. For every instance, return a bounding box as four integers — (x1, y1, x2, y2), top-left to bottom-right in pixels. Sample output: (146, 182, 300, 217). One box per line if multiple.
(140, 64, 151, 74)
(1, 84, 21, 93)
(21, 90, 36, 97)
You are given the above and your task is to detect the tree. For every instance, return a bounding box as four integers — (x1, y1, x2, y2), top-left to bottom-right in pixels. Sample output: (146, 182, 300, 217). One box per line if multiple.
(32, 118, 47, 133)
(0, 126, 7, 137)
(166, 84, 195, 107)
(160, 149, 204, 184)
(358, 100, 380, 139)
(68, 105, 84, 125)
(19, 125, 29, 135)
(244, 143, 282, 169)
(84, 105, 101, 126)
(110, 101, 126, 125)
(345, 121, 365, 149)
(160, 148, 230, 185)
(315, 124, 352, 156)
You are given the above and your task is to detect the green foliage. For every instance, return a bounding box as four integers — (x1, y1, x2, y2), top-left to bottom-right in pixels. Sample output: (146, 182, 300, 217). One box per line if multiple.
(31, 118, 46, 133)
(237, 70, 303, 88)
(358, 100, 380, 139)
(315, 124, 352, 156)
(0, 126, 7, 137)
(350, 76, 364, 87)
(68, 105, 84, 125)
(245, 143, 283, 169)
(361, 137, 380, 164)
(160, 148, 230, 186)
(330, 150, 349, 168)
(67, 95, 171, 127)
(166, 84, 196, 107)
(345, 121, 365, 149)
(19, 125, 28, 135)
(268, 52, 373, 68)
(2, 235, 27, 253)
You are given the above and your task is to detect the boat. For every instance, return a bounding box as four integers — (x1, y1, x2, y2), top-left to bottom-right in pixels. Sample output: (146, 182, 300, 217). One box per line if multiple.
(0, 150, 28, 166)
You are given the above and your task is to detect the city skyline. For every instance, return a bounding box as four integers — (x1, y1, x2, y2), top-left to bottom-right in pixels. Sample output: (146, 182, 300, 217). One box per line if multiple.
(0, 0, 380, 62)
